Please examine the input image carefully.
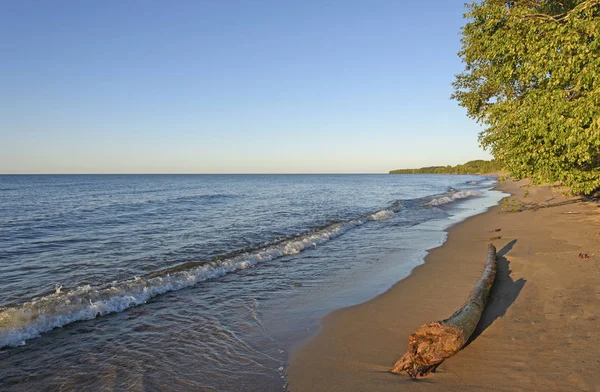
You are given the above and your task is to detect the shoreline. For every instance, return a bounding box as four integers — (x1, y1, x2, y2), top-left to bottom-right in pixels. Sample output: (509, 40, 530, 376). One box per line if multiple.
(287, 180, 600, 391)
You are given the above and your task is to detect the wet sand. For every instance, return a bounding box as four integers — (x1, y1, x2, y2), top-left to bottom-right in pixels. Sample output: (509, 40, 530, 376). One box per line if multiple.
(287, 180, 600, 391)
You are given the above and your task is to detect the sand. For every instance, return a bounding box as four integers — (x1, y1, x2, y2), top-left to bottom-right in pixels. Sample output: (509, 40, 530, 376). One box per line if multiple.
(287, 180, 600, 392)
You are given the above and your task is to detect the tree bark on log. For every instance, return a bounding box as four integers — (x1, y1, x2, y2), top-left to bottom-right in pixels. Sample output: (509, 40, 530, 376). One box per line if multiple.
(391, 243, 497, 378)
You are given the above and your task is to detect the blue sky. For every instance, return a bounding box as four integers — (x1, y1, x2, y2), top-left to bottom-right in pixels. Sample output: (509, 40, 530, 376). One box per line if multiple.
(0, 0, 490, 174)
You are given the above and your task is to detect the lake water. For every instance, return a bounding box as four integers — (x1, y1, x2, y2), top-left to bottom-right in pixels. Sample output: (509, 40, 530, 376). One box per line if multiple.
(0, 174, 504, 391)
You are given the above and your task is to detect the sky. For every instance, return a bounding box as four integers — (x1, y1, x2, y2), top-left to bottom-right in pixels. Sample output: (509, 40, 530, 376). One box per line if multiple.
(0, 0, 491, 174)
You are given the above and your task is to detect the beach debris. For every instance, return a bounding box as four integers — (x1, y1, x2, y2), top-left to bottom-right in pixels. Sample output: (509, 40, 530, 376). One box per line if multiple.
(391, 243, 497, 378)
(491, 228, 501, 232)
(578, 253, 590, 259)
(489, 236, 502, 241)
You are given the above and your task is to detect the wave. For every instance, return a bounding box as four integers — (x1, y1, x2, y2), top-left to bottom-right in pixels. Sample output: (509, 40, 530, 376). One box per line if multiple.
(424, 189, 482, 207)
(370, 209, 395, 221)
(0, 187, 483, 349)
(171, 193, 238, 204)
(0, 217, 374, 348)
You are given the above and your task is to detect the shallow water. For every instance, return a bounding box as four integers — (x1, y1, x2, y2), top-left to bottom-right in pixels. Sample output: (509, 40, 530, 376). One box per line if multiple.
(0, 174, 503, 391)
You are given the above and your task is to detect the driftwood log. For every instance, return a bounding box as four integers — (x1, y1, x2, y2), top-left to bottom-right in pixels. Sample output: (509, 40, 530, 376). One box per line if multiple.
(391, 243, 497, 378)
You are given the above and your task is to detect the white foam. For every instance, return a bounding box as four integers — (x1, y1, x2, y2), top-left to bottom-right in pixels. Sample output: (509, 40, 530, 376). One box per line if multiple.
(370, 209, 395, 221)
(425, 190, 482, 207)
(0, 218, 366, 348)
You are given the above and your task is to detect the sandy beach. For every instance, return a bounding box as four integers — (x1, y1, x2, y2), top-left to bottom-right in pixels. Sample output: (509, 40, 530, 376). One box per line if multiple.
(287, 180, 600, 391)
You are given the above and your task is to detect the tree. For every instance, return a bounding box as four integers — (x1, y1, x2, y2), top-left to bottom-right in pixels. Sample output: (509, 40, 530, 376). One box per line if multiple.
(452, 0, 600, 195)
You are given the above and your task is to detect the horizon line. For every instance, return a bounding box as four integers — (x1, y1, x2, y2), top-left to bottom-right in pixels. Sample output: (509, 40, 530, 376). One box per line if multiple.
(0, 172, 395, 175)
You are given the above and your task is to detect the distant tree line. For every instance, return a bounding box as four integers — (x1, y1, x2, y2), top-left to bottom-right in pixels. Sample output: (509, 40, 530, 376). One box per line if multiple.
(389, 159, 503, 175)
(452, 0, 600, 195)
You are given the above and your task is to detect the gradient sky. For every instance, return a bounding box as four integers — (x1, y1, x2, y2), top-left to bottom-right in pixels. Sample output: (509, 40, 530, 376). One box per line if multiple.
(0, 0, 491, 174)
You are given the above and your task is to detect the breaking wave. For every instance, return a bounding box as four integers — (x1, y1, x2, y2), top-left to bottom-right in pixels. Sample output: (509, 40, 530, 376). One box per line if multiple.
(0, 218, 374, 348)
(370, 209, 395, 221)
(424, 189, 482, 207)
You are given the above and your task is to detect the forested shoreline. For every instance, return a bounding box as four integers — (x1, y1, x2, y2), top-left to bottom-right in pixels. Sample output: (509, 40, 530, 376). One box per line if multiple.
(389, 160, 502, 175)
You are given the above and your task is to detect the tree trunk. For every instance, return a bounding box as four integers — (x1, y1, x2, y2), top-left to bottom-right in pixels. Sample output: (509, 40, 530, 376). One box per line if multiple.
(391, 243, 497, 378)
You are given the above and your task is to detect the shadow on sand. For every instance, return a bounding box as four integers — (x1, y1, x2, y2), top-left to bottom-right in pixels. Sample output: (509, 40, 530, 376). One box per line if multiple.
(467, 239, 525, 345)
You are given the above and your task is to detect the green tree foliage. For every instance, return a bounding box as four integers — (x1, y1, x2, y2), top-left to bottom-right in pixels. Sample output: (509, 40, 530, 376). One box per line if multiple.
(452, 0, 600, 194)
(389, 159, 502, 174)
